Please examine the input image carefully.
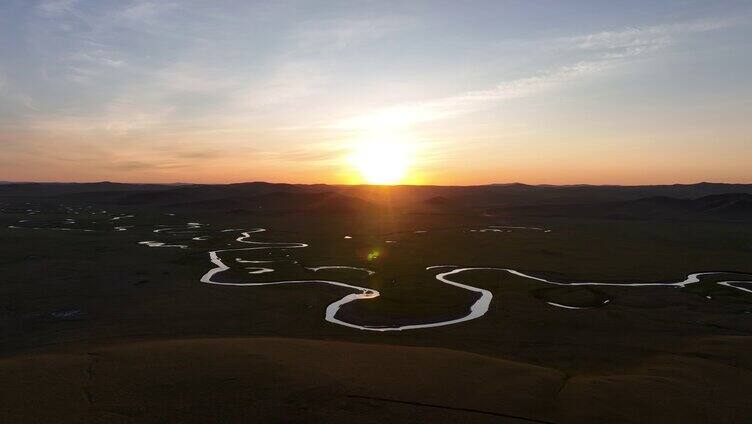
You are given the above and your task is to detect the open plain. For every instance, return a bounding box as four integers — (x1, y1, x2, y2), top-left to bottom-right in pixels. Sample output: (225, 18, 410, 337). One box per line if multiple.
(2, 182, 752, 423)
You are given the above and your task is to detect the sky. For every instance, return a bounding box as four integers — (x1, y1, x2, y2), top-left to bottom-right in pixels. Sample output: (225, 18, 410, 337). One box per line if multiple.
(1, 0, 751, 185)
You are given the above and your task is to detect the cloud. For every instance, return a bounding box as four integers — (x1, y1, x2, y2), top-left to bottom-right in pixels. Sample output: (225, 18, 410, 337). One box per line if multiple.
(155, 62, 237, 93)
(271, 145, 349, 162)
(109, 159, 192, 171)
(69, 50, 124, 68)
(334, 19, 738, 131)
(109, 160, 166, 171)
(171, 148, 224, 159)
(36, 0, 80, 16)
(562, 19, 736, 51)
(333, 60, 611, 130)
(233, 60, 325, 108)
(292, 16, 415, 51)
(64, 47, 126, 82)
(116, 1, 178, 24)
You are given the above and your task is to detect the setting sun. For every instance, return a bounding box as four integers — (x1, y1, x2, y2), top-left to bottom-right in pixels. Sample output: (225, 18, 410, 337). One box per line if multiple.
(349, 137, 413, 185)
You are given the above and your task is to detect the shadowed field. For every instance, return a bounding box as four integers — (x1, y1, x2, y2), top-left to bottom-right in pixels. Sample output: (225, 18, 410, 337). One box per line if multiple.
(1, 182, 752, 422)
(3, 337, 752, 423)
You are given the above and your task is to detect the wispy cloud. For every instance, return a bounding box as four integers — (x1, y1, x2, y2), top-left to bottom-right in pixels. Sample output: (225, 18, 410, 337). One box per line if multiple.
(117, 1, 177, 23)
(334, 19, 739, 131)
(292, 16, 415, 51)
(64, 46, 126, 82)
(561, 19, 736, 51)
(269, 145, 349, 162)
(36, 0, 80, 16)
(233, 60, 326, 108)
(334, 61, 611, 130)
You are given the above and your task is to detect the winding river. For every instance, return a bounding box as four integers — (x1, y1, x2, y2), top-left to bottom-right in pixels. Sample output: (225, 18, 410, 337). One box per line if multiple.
(198, 228, 752, 332)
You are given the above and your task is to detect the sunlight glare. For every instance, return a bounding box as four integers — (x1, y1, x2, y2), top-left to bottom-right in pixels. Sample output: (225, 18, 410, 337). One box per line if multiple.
(349, 135, 413, 185)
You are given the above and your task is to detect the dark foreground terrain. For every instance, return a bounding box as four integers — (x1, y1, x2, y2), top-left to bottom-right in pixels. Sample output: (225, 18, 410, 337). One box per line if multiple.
(1, 182, 752, 423)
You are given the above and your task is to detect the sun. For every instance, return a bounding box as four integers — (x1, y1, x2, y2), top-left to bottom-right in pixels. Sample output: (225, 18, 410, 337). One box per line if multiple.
(349, 137, 412, 184)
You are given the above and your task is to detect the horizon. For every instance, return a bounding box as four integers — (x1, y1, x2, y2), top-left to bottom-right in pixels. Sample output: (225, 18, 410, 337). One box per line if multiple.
(2, 1, 752, 184)
(2, 178, 752, 188)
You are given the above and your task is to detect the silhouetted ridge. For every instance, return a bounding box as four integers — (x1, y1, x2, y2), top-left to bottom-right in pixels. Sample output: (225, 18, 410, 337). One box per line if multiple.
(3, 182, 752, 220)
(488, 193, 752, 221)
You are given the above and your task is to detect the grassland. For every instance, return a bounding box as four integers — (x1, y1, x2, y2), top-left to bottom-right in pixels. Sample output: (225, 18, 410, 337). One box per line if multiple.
(1, 185, 751, 422)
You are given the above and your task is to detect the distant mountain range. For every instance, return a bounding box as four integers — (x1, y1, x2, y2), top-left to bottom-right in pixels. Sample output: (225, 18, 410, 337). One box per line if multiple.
(2, 181, 752, 220)
(488, 193, 752, 221)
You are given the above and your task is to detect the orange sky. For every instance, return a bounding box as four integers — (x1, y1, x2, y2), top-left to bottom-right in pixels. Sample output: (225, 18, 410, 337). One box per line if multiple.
(2, 1, 751, 185)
